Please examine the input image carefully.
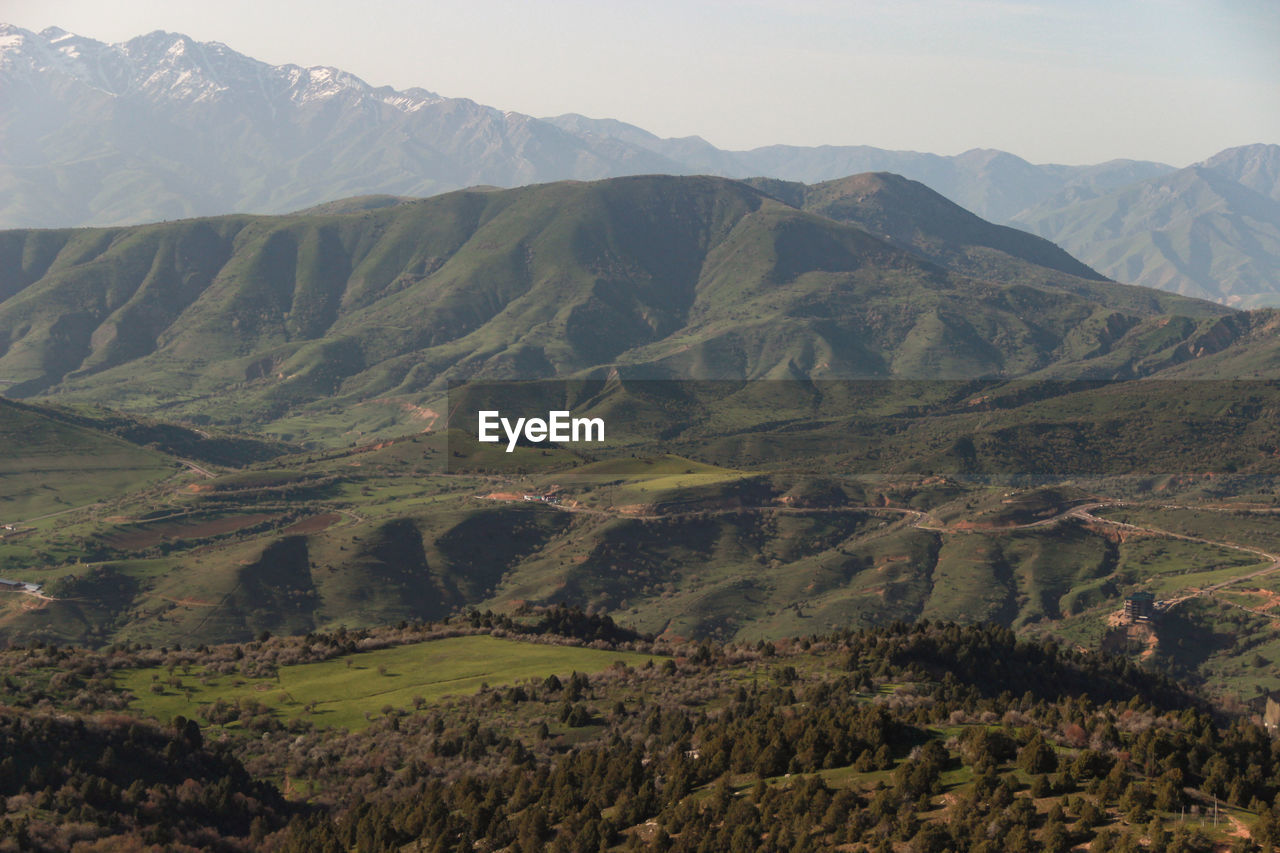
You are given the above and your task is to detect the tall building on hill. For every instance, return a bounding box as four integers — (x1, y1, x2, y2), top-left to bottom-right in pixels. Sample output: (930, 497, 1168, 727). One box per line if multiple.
(1123, 591, 1155, 622)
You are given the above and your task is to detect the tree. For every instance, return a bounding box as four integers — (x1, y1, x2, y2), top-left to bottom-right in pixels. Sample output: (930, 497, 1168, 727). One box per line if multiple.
(1041, 816, 1071, 853)
(911, 822, 952, 853)
(1017, 733, 1058, 775)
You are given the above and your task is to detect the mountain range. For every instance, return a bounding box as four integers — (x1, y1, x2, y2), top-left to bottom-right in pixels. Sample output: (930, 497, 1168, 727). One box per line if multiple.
(12, 27, 1280, 844)
(4, 163, 1280, 668)
(0, 24, 1177, 228)
(2, 168, 1263, 444)
(1013, 144, 1280, 308)
(5, 24, 1279, 309)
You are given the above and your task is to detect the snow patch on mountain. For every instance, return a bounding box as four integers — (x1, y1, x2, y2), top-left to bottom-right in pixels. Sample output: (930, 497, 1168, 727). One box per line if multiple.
(0, 24, 440, 113)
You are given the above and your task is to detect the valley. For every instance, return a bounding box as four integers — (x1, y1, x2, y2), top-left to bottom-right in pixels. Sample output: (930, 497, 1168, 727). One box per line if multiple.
(2, 7, 1279, 850)
(3, 173, 1280, 708)
(1, 172, 1278, 851)
(5, 395, 1280, 709)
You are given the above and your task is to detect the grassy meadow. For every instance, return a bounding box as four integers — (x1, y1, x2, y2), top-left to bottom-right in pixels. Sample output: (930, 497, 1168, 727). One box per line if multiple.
(119, 634, 659, 731)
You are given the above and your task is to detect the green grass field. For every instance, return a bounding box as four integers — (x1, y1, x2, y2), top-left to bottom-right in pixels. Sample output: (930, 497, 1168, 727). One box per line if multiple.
(1113, 536, 1264, 597)
(1097, 505, 1280, 556)
(546, 455, 751, 508)
(119, 634, 660, 730)
(0, 399, 178, 522)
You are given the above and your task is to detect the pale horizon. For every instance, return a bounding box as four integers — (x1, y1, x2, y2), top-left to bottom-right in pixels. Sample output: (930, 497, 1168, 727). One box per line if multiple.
(4, 0, 1279, 168)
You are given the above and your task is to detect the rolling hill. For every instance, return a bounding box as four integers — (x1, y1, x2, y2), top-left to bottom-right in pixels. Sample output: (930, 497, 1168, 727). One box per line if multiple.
(3, 173, 1280, 697)
(0, 173, 1234, 443)
(0, 397, 177, 522)
(745, 171, 1108, 285)
(10, 25, 1276, 314)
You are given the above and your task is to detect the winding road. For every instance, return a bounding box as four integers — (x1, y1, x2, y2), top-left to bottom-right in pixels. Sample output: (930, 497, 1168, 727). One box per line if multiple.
(478, 491, 1280, 615)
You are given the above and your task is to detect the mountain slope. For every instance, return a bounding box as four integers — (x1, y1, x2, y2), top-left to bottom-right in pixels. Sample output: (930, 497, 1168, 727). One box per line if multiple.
(546, 114, 1176, 223)
(0, 397, 176, 520)
(737, 145, 1085, 223)
(1, 24, 1177, 229)
(0, 25, 688, 228)
(746, 171, 1108, 286)
(1200, 143, 1280, 201)
(0, 174, 1232, 441)
(1014, 154, 1280, 308)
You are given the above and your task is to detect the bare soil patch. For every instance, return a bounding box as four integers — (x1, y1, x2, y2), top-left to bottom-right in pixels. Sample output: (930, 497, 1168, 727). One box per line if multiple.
(281, 513, 342, 535)
(103, 513, 281, 549)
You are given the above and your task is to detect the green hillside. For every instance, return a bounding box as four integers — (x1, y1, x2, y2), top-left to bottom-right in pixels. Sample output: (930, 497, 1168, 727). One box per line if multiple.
(0, 397, 178, 523)
(0, 174, 1234, 445)
(1013, 165, 1280, 308)
(748, 171, 1109, 283)
(5, 391, 1280, 704)
(3, 174, 1280, 703)
(121, 633, 657, 731)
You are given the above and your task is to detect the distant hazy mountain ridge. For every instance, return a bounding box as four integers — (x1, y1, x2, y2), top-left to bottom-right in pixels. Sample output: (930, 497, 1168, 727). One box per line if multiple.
(0, 24, 1172, 228)
(1014, 144, 1280, 307)
(3, 25, 1276, 305)
(548, 115, 1176, 224)
(0, 24, 684, 227)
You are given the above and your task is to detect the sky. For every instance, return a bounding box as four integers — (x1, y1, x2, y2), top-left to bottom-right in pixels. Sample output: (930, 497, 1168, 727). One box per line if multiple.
(3, 0, 1279, 166)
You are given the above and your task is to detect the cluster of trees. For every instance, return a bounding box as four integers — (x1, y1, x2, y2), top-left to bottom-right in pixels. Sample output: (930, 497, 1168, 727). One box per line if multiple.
(515, 604, 645, 643)
(4, 618, 1280, 850)
(268, 621, 1280, 851)
(199, 698, 282, 732)
(0, 710, 289, 850)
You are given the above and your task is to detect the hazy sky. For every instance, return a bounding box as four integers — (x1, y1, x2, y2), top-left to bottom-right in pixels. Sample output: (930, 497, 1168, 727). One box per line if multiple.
(4, 0, 1278, 165)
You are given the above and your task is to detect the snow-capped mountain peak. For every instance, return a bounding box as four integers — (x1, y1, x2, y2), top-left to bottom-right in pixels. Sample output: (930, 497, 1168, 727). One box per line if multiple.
(0, 25, 441, 111)
(0, 24, 631, 227)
